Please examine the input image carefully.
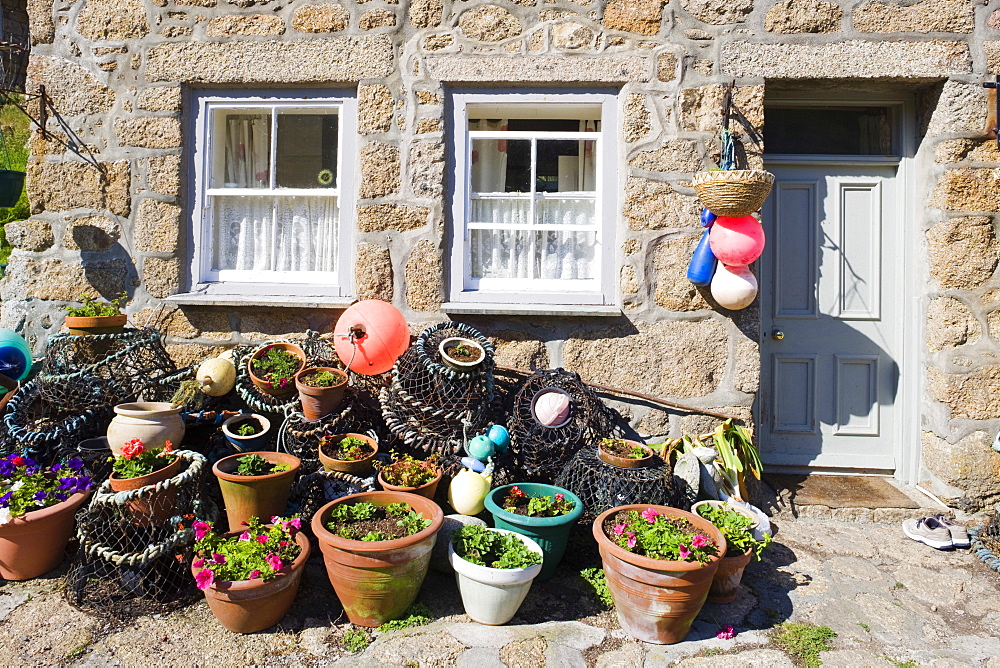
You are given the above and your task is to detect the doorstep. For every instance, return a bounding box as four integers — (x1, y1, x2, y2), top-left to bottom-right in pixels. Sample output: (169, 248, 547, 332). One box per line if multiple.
(759, 474, 942, 524)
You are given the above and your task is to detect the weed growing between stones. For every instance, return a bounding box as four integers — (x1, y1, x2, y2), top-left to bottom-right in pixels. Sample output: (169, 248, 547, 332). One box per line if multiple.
(375, 602, 433, 632)
(772, 622, 836, 668)
(857, 622, 870, 632)
(341, 627, 371, 653)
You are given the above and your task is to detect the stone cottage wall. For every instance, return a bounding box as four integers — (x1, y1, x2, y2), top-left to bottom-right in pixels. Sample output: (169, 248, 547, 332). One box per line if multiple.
(6, 0, 1000, 507)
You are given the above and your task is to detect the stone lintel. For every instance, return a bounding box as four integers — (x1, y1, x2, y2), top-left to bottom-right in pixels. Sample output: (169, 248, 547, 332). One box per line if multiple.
(424, 55, 651, 83)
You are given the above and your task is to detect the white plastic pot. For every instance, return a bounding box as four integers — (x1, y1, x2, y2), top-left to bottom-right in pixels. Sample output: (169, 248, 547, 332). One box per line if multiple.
(448, 529, 543, 625)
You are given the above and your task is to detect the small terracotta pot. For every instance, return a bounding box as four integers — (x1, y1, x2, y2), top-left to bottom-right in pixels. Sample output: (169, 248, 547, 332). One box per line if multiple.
(707, 547, 753, 604)
(0, 491, 91, 581)
(212, 451, 301, 532)
(598, 439, 654, 469)
(65, 313, 127, 336)
(378, 466, 442, 500)
(312, 491, 444, 627)
(247, 342, 306, 397)
(194, 528, 310, 633)
(318, 432, 378, 476)
(295, 367, 348, 421)
(108, 455, 184, 527)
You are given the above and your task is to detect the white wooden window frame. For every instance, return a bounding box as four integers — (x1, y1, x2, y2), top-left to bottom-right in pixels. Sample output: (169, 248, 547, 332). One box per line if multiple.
(190, 90, 357, 297)
(449, 91, 618, 306)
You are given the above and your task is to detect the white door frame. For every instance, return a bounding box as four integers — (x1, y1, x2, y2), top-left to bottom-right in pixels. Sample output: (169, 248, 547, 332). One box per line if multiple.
(758, 92, 920, 484)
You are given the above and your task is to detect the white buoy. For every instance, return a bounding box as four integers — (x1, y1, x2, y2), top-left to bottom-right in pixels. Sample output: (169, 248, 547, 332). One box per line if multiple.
(711, 263, 758, 310)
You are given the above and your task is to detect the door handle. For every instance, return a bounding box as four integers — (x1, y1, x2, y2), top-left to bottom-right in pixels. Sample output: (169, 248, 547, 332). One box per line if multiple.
(772, 330, 784, 340)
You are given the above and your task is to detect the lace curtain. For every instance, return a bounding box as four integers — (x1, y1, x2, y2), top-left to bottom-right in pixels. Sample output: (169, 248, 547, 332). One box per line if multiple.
(223, 115, 270, 188)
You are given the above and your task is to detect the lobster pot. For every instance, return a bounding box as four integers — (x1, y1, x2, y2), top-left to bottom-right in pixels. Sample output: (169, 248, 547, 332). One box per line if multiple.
(380, 323, 496, 456)
(277, 395, 386, 475)
(64, 451, 218, 619)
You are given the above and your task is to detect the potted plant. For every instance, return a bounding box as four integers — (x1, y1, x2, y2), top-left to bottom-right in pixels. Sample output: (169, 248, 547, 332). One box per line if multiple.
(597, 437, 654, 469)
(247, 342, 306, 397)
(106, 401, 186, 457)
(483, 483, 584, 580)
(0, 453, 94, 580)
(694, 501, 771, 603)
(108, 437, 183, 526)
(438, 336, 486, 372)
(221, 413, 272, 451)
(376, 451, 442, 499)
(191, 515, 310, 633)
(311, 491, 444, 627)
(64, 292, 128, 336)
(318, 432, 378, 476)
(212, 452, 300, 532)
(593, 504, 725, 644)
(448, 525, 543, 625)
(295, 366, 349, 421)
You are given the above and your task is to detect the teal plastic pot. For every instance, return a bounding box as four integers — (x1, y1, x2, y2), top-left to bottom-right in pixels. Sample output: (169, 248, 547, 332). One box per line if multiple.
(484, 483, 584, 580)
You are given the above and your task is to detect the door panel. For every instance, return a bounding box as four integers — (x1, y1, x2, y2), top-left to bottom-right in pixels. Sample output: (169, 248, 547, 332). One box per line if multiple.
(760, 164, 898, 471)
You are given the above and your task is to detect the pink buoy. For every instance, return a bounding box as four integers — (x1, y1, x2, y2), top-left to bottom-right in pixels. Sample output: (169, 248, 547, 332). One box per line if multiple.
(333, 300, 410, 375)
(531, 388, 572, 428)
(709, 215, 765, 266)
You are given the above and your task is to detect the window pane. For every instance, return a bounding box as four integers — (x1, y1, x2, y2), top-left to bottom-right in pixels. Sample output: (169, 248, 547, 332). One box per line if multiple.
(536, 139, 596, 192)
(536, 198, 595, 226)
(470, 197, 530, 226)
(276, 110, 339, 189)
(764, 106, 894, 155)
(212, 196, 273, 271)
(470, 229, 596, 280)
(471, 139, 530, 193)
(214, 112, 270, 189)
(274, 196, 339, 272)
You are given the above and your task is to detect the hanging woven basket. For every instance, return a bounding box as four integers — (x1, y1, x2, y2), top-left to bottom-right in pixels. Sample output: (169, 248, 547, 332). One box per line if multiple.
(692, 169, 775, 217)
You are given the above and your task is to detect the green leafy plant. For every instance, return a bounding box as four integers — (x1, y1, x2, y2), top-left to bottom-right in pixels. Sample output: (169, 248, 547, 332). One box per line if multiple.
(341, 627, 370, 653)
(375, 602, 433, 632)
(235, 421, 258, 437)
(191, 515, 302, 589)
(501, 485, 575, 517)
(299, 368, 345, 388)
(772, 622, 837, 668)
(579, 568, 613, 607)
(235, 454, 290, 476)
(65, 292, 127, 318)
(326, 501, 430, 541)
(250, 345, 303, 392)
(695, 504, 771, 560)
(605, 507, 719, 563)
(320, 435, 373, 461)
(109, 438, 176, 479)
(598, 437, 648, 459)
(452, 525, 542, 570)
(375, 451, 440, 488)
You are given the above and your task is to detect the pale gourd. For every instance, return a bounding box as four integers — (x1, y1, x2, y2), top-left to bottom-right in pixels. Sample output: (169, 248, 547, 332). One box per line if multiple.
(196, 357, 236, 396)
(448, 468, 492, 516)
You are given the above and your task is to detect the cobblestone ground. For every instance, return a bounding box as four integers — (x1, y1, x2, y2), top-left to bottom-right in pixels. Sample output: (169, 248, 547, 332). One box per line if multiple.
(1, 512, 998, 667)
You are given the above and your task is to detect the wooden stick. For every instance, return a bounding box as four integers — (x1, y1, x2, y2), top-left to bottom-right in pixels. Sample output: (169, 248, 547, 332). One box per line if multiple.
(495, 365, 740, 422)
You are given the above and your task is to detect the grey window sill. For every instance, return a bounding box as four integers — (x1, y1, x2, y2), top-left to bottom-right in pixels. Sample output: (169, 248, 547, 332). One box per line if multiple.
(441, 302, 622, 317)
(165, 293, 356, 309)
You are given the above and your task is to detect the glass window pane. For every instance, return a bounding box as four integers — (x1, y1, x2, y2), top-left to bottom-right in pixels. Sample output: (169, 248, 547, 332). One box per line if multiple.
(214, 111, 270, 189)
(471, 139, 530, 193)
(764, 106, 894, 155)
(212, 195, 273, 271)
(470, 197, 530, 226)
(276, 110, 339, 189)
(536, 139, 596, 192)
(536, 198, 595, 226)
(274, 196, 339, 272)
(470, 229, 596, 280)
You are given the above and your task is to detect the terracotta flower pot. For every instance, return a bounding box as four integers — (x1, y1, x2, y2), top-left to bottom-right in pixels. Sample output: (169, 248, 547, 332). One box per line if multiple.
(108, 455, 183, 527)
(212, 451, 301, 532)
(378, 466, 442, 500)
(311, 490, 444, 627)
(592, 504, 726, 645)
(707, 547, 753, 604)
(194, 529, 310, 633)
(597, 439, 654, 469)
(318, 432, 378, 476)
(295, 367, 349, 421)
(0, 491, 90, 581)
(64, 313, 127, 336)
(106, 402, 186, 457)
(247, 342, 306, 397)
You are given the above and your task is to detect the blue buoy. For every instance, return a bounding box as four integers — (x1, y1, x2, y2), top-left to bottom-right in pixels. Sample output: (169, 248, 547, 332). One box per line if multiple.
(486, 424, 510, 452)
(460, 456, 486, 472)
(0, 329, 32, 381)
(686, 227, 717, 287)
(700, 208, 717, 227)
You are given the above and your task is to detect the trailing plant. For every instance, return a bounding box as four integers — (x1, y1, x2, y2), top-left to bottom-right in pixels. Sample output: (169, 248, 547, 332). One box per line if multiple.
(452, 525, 542, 570)
(235, 454, 291, 477)
(320, 435, 373, 461)
(579, 567, 613, 607)
(501, 485, 575, 517)
(191, 515, 302, 589)
(299, 368, 344, 388)
(0, 453, 93, 525)
(326, 501, 431, 541)
(375, 451, 440, 488)
(695, 504, 771, 560)
(604, 507, 718, 563)
(109, 438, 176, 479)
(250, 345, 303, 392)
(65, 292, 127, 318)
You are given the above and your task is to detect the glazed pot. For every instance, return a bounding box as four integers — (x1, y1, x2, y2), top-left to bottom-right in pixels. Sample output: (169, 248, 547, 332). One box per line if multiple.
(378, 466, 442, 500)
(593, 504, 726, 645)
(318, 432, 378, 476)
(65, 313, 127, 336)
(295, 366, 349, 421)
(0, 491, 90, 580)
(108, 455, 183, 527)
(247, 342, 306, 397)
(311, 490, 444, 627)
(194, 528, 310, 633)
(598, 439, 654, 469)
(212, 451, 301, 532)
(106, 402, 186, 457)
(484, 483, 584, 580)
(448, 529, 543, 625)
(438, 337, 486, 373)
(221, 414, 272, 451)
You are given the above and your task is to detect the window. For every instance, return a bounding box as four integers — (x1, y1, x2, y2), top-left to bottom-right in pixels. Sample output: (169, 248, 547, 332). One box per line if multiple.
(450, 92, 617, 306)
(191, 91, 356, 295)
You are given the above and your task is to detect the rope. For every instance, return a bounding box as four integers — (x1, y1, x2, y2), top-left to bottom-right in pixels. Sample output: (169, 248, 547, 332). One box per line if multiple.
(969, 525, 1000, 573)
(91, 450, 206, 504)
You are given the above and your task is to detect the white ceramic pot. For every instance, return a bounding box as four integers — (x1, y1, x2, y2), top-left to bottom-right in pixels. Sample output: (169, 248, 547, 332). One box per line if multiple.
(448, 529, 543, 625)
(106, 401, 186, 456)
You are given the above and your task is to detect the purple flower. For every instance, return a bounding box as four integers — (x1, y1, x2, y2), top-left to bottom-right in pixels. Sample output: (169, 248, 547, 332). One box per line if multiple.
(717, 625, 736, 640)
(66, 458, 84, 471)
(211, 553, 227, 565)
(194, 567, 215, 590)
(51, 463, 63, 473)
(57, 477, 77, 491)
(53, 492, 67, 502)
(74, 476, 92, 492)
(33, 491, 47, 502)
(0, 491, 11, 506)
(0, 461, 13, 477)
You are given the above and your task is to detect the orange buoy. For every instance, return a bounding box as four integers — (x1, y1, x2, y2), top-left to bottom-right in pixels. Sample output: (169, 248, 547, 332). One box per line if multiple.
(333, 300, 410, 375)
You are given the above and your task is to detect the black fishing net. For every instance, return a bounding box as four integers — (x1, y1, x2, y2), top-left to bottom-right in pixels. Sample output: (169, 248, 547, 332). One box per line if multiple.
(554, 448, 681, 522)
(65, 450, 218, 619)
(277, 395, 386, 475)
(287, 468, 376, 526)
(380, 322, 496, 456)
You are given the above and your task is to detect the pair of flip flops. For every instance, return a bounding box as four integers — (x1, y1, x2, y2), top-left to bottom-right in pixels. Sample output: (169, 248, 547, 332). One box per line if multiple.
(902, 514, 970, 550)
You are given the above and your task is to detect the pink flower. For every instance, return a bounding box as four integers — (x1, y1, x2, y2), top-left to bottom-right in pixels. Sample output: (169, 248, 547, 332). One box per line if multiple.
(626, 532, 637, 549)
(265, 553, 283, 571)
(192, 558, 205, 569)
(271, 516, 281, 523)
(555, 494, 564, 501)
(248, 570, 262, 580)
(163, 440, 174, 453)
(193, 520, 210, 541)
(194, 567, 215, 590)
(239, 531, 250, 541)
(256, 534, 269, 544)
(613, 523, 627, 536)
(121, 439, 145, 460)
(641, 508, 660, 524)
(691, 534, 712, 548)
(678, 544, 691, 560)
(279, 541, 289, 548)
(717, 625, 736, 640)
(211, 553, 226, 565)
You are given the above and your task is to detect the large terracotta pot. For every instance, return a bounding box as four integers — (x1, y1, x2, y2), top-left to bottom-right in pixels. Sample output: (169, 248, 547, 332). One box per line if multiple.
(194, 529, 310, 633)
(65, 313, 127, 336)
(312, 490, 444, 627)
(108, 455, 184, 527)
(247, 342, 305, 397)
(707, 547, 753, 604)
(295, 367, 349, 421)
(593, 504, 726, 645)
(212, 451, 301, 532)
(377, 467, 442, 500)
(318, 432, 378, 476)
(0, 492, 90, 580)
(106, 402, 186, 457)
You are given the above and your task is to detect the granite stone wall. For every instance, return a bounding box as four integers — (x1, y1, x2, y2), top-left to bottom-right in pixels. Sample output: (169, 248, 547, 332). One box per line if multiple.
(7, 0, 1000, 507)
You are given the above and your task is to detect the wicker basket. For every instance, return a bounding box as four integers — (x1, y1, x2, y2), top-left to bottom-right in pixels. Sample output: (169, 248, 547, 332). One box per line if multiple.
(692, 170, 775, 217)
